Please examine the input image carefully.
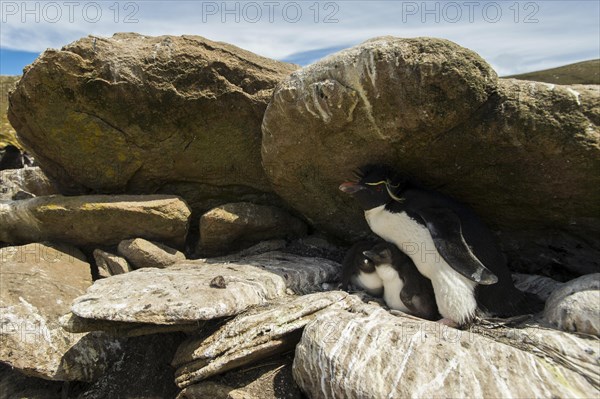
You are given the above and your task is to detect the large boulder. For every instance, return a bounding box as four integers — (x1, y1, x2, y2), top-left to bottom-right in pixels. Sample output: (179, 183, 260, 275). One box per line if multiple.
(0, 243, 122, 381)
(0, 194, 190, 248)
(8, 33, 297, 213)
(293, 301, 600, 398)
(262, 37, 600, 276)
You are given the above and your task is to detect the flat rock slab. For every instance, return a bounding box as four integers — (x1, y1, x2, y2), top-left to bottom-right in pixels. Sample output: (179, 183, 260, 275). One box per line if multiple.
(71, 252, 341, 325)
(544, 273, 600, 336)
(293, 301, 600, 398)
(0, 194, 190, 248)
(0, 243, 123, 381)
(173, 291, 353, 388)
(60, 312, 203, 337)
(177, 356, 302, 399)
(513, 273, 565, 301)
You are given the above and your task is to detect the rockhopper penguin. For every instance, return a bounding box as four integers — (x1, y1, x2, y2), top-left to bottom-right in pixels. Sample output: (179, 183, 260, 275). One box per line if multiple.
(363, 242, 440, 321)
(339, 164, 544, 326)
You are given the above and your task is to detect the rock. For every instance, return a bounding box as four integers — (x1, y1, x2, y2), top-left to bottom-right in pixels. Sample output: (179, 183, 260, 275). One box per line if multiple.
(93, 249, 132, 276)
(284, 235, 345, 262)
(95, 256, 112, 278)
(293, 301, 600, 399)
(0, 167, 58, 200)
(177, 355, 302, 399)
(198, 202, 307, 256)
(78, 333, 183, 399)
(0, 194, 190, 248)
(513, 273, 564, 301)
(60, 312, 202, 337)
(173, 291, 352, 388)
(261, 36, 600, 276)
(544, 273, 600, 336)
(118, 238, 185, 269)
(70, 252, 340, 326)
(8, 33, 297, 214)
(0, 243, 123, 381)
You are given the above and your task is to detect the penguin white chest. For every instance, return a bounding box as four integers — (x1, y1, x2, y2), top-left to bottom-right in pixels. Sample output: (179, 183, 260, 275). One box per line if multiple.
(352, 271, 383, 296)
(364, 206, 478, 324)
(375, 263, 409, 312)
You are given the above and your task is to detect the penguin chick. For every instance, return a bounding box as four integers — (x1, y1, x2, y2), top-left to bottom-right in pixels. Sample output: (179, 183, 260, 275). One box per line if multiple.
(363, 242, 440, 321)
(341, 241, 383, 296)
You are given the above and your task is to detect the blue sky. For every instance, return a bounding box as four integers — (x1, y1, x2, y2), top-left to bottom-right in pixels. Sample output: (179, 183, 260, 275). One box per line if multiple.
(1, 1, 599, 75)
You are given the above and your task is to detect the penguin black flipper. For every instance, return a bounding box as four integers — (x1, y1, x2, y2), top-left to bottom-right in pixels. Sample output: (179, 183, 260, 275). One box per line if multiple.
(413, 207, 498, 285)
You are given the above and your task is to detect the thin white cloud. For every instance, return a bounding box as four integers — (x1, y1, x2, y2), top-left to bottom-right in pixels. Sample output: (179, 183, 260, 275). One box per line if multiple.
(0, 1, 598, 75)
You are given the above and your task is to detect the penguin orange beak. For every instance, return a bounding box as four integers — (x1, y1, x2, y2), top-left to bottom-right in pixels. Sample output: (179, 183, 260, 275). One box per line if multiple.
(339, 182, 365, 194)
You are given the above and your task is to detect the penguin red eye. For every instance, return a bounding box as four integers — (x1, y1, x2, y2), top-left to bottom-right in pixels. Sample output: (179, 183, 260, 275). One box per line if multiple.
(375, 186, 383, 192)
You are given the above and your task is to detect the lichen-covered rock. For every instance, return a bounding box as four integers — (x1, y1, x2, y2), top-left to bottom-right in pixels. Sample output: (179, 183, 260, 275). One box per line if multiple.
(118, 238, 185, 269)
(173, 291, 353, 388)
(8, 33, 297, 214)
(93, 249, 132, 276)
(0, 243, 123, 381)
(262, 36, 600, 276)
(70, 252, 340, 325)
(544, 273, 600, 336)
(0, 194, 190, 248)
(0, 167, 58, 201)
(293, 301, 599, 398)
(198, 202, 307, 256)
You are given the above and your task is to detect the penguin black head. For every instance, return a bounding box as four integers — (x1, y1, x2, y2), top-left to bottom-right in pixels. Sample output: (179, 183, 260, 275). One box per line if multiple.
(357, 254, 377, 273)
(339, 164, 405, 210)
(362, 246, 393, 266)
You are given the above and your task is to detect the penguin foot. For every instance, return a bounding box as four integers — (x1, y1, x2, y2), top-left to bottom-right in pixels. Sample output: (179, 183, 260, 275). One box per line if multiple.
(437, 318, 460, 328)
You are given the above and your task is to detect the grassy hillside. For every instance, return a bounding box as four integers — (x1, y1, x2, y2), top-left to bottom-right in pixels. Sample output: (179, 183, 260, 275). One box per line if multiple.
(1, 75, 21, 148)
(506, 59, 600, 85)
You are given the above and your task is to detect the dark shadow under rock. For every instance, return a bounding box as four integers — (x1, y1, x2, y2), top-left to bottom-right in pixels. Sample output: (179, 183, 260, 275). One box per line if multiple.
(78, 332, 185, 399)
(0, 363, 89, 399)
